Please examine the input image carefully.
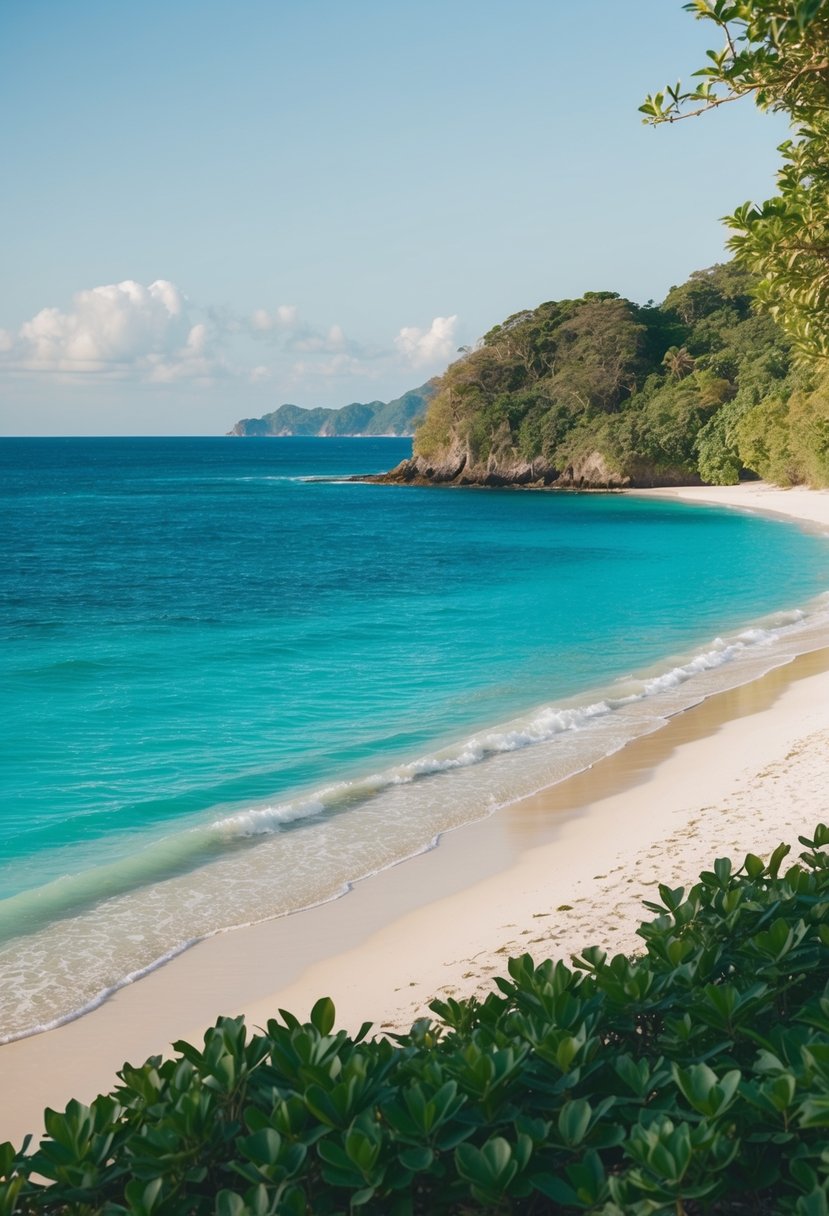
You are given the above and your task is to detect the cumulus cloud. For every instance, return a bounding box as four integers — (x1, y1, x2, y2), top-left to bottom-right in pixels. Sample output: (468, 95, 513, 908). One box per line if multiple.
(248, 306, 354, 359)
(0, 282, 461, 399)
(250, 304, 299, 333)
(292, 323, 348, 354)
(290, 352, 370, 380)
(394, 315, 458, 367)
(1, 280, 227, 382)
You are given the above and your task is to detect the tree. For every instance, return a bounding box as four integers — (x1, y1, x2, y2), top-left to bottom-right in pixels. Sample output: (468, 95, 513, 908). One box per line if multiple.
(662, 345, 697, 379)
(642, 1, 829, 359)
(550, 297, 649, 413)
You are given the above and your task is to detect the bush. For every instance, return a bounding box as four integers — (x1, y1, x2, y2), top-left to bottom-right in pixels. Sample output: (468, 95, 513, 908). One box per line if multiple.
(3, 827, 829, 1215)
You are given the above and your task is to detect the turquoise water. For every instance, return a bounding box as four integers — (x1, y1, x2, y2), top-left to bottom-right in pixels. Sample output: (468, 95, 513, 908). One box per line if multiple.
(2, 436, 829, 1038)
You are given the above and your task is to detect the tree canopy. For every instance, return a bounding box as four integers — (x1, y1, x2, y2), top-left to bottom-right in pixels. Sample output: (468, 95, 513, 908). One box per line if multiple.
(642, 1, 829, 359)
(407, 261, 829, 488)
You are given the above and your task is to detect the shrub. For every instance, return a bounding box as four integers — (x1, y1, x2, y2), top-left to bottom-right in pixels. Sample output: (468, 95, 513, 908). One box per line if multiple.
(3, 827, 829, 1214)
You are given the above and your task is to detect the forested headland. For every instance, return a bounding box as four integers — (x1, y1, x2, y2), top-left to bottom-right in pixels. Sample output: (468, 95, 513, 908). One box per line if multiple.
(381, 0, 829, 492)
(376, 264, 829, 490)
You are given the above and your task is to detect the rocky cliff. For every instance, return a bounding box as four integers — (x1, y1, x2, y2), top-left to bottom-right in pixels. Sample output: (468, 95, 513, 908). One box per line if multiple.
(367, 444, 697, 490)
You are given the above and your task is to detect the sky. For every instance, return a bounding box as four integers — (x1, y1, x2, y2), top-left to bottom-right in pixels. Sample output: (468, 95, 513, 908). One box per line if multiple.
(0, 1, 790, 436)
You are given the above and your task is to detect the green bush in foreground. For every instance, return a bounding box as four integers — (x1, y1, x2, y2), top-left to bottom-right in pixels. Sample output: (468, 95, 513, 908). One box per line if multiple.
(3, 828, 829, 1216)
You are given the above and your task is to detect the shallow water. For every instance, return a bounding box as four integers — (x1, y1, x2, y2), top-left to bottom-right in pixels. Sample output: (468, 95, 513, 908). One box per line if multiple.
(2, 436, 829, 1039)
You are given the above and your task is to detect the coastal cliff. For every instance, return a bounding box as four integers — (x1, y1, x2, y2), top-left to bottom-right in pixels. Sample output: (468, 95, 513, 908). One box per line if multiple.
(374, 443, 698, 490)
(229, 380, 437, 438)
(370, 264, 829, 490)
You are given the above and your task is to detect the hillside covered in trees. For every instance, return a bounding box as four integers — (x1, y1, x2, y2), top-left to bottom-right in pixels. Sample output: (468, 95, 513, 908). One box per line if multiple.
(229, 380, 436, 438)
(379, 263, 829, 489)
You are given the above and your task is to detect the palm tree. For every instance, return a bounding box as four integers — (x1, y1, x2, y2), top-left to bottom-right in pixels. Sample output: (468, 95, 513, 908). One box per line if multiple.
(662, 345, 696, 380)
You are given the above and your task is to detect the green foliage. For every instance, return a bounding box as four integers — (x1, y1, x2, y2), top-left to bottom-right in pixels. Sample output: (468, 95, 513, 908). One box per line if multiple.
(414, 293, 654, 470)
(5, 827, 829, 1213)
(411, 260, 825, 485)
(643, 1, 829, 361)
(788, 375, 829, 484)
(695, 405, 744, 484)
(734, 394, 800, 484)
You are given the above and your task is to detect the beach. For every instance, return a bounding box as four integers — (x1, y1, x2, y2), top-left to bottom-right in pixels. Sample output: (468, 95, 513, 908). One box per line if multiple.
(3, 479, 829, 1151)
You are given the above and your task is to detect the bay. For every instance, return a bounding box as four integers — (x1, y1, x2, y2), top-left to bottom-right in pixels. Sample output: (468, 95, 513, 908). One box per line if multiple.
(1, 435, 828, 1039)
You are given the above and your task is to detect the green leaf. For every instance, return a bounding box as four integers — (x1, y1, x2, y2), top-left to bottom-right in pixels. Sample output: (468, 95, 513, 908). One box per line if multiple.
(310, 996, 336, 1036)
(125, 1176, 164, 1216)
(279, 1188, 307, 1216)
(398, 1145, 433, 1172)
(558, 1099, 592, 1147)
(796, 1189, 829, 1216)
(531, 1172, 578, 1203)
(657, 883, 686, 912)
(215, 1192, 247, 1216)
(744, 852, 765, 879)
(768, 842, 791, 879)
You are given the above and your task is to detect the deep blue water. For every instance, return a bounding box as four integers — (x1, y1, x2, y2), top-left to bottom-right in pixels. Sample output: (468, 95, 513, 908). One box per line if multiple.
(2, 436, 829, 1036)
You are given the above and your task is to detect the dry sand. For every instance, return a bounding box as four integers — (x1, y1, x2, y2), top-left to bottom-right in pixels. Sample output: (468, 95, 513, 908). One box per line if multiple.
(3, 480, 829, 1149)
(633, 479, 829, 532)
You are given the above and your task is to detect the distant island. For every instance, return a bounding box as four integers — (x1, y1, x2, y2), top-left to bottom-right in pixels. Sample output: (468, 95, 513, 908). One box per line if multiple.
(369, 263, 829, 491)
(228, 380, 438, 438)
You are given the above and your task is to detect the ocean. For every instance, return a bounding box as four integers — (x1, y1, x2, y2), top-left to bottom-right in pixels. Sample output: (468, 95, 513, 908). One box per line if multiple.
(2, 435, 829, 1041)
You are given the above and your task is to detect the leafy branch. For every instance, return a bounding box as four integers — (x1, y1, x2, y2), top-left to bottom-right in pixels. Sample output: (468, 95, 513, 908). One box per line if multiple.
(643, 0, 829, 362)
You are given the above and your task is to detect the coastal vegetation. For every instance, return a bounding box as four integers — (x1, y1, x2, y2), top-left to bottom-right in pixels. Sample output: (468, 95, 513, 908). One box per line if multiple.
(4, 827, 829, 1214)
(643, 0, 829, 362)
(385, 1, 829, 490)
(384, 262, 829, 488)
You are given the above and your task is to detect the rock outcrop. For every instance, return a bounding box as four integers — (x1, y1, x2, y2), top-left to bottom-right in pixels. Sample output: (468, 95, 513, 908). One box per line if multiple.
(363, 444, 697, 490)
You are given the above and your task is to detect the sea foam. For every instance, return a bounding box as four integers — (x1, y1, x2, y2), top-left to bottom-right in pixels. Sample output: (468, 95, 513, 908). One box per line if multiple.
(209, 596, 829, 846)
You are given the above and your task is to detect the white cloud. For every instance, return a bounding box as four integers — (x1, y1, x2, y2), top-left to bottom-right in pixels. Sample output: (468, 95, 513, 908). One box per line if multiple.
(250, 304, 299, 333)
(394, 315, 458, 367)
(293, 323, 348, 354)
(0, 282, 459, 399)
(290, 352, 369, 380)
(1, 280, 227, 382)
(249, 306, 354, 359)
(251, 309, 272, 332)
(276, 304, 298, 327)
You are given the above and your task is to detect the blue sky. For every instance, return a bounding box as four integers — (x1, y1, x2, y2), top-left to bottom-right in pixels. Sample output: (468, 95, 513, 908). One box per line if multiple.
(0, 1, 788, 435)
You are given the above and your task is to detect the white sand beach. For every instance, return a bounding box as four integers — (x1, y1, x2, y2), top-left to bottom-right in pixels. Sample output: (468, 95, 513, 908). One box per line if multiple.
(3, 481, 829, 1150)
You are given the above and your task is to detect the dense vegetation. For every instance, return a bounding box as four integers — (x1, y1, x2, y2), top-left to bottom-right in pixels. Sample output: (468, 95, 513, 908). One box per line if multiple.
(4, 827, 829, 1215)
(404, 262, 829, 487)
(229, 382, 436, 438)
(644, 0, 829, 361)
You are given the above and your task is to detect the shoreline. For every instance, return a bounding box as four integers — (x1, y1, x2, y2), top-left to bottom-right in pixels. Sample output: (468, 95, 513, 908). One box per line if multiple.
(628, 479, 829, 532)
(3, 480, 829, 1148)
